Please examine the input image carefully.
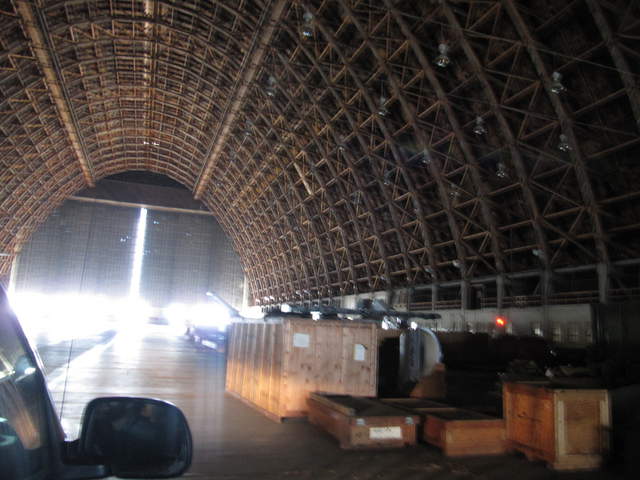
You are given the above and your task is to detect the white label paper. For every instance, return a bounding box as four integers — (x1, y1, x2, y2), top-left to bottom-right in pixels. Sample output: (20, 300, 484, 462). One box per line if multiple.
(293, 333, 310, 348)
(354, 343, 366, 361)
(369, 427, 402, 440)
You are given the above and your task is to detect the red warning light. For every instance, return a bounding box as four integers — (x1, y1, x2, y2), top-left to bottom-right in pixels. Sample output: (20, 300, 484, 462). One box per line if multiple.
(495, 316, 506, 327)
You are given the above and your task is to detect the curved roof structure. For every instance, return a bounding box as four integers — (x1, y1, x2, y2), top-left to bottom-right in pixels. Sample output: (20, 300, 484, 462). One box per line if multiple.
(1, 1, 639, 306)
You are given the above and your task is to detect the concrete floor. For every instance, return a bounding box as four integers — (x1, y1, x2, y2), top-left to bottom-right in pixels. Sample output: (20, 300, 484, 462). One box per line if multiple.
(35, 324, 627, 480)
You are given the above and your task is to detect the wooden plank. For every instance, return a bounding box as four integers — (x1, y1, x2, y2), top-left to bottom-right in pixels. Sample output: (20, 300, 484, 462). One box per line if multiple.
(282, 320, 316, 416)
(270, 323, 283, 416)
(228, 323, 245, 395)
(258, 322, 272, 410)
(251, 323, 261, 404)
(254, 323, 266, 409)
(241, 323, 255, 401)
(342, 325, 376, 397)
(314, 321, 344, 394)
(504, 382, 554, 458)
(237, 323, 249, 396)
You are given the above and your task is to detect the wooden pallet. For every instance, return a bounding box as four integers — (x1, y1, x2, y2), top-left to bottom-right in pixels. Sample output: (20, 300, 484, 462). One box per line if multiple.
(307, 393, 420, 449)
(424, 408, 506, 457)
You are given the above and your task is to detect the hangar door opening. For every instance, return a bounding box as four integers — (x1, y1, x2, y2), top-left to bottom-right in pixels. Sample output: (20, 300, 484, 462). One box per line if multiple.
(9, 176, 246, 342)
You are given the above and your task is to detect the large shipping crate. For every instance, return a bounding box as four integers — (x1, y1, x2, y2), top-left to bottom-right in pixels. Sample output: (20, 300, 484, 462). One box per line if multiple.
(225, 317, 378, 421)
(307, 393, 420, 449)
(424, 409, 506, 456)
(503, 381, 610, 470)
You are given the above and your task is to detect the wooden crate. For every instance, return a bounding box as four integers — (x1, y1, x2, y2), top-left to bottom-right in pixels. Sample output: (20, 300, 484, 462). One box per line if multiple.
(503, 381, 610, 470)
(381, 398, 457, 442)
(307, 393, 420, 449)
(424, 409, 506, 457)
(225, 317, 378, 421)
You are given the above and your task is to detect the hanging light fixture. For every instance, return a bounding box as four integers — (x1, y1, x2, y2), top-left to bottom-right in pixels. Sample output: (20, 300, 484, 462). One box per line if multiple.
(383, 169, 393, 186)
(337, 135, 347, 153)
(532, 248, 545, 259)
(473, 116, 487, 136)
(558, 133, 572, 152)
(434, 43, 451, 68)
(449, 184, 461, 201)
(452, 259, 461, 269)
(420, 149, 432, 166)
(265, 75, 277, 97)
(243, 120, 253, 138)
(496, 161, 508, 178)
(550, 71, 566, 94)
(300, 11, 314, 39)
(378, 95, 389, 117)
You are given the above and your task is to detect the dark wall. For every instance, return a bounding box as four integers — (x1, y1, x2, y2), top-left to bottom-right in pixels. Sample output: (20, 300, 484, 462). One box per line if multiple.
(594, 302, 640, 359)
(140, 208, 244, 308)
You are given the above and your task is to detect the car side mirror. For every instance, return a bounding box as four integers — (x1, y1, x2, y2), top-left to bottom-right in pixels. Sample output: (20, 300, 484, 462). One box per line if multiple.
(78, 397, 192, 478)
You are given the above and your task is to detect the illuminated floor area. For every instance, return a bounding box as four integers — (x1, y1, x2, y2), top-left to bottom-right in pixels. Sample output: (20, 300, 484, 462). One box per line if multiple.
(35, 325, 622, 480)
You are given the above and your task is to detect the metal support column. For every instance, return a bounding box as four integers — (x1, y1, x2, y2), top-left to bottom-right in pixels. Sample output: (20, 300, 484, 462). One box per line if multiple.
(597, 262, 610, 304)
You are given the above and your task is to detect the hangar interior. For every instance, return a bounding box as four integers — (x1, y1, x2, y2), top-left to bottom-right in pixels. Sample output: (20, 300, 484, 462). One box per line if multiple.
(1, 0, 639, 478)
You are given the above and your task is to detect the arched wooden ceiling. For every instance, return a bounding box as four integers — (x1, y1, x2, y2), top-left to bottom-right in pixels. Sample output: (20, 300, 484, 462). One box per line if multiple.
(0, 0, 639, 305)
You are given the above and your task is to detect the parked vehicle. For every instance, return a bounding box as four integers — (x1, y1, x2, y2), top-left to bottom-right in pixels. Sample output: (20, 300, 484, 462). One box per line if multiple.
(0, 286, 192, 479)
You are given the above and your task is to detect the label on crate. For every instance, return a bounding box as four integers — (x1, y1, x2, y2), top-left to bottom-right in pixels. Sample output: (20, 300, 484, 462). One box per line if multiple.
(369, 426, 402, 440)
(354, 344, 366, 361)
(293, 333, 310, 348)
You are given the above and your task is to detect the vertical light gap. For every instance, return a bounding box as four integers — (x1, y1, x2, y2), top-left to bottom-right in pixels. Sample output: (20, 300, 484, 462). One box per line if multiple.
(130, 207, 148, 298)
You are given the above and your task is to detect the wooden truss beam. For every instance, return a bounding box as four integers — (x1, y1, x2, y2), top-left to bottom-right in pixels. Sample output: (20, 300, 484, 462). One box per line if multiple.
(15, 0, 94, 186)
(193, 0, 287, 200)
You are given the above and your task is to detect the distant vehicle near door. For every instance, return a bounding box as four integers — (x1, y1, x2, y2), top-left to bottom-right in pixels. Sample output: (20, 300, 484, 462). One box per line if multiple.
(166, 291, 240, 353)
(186, 321, 227, 352)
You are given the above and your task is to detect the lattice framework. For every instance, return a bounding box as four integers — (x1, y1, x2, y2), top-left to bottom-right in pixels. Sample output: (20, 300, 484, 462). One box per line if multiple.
(1, 0, 638, 306)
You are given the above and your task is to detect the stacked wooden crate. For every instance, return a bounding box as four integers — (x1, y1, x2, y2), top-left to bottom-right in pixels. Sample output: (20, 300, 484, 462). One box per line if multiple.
(225, 317, 378, 421)
(307, 393, 420, 448)
(503, 381, 610, 470)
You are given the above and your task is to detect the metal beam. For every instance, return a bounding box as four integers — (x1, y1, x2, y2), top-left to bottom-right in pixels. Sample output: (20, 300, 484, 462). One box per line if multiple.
(15, 0, 94, 187)
(68, 196, 214, 216)
(193, 0, 287, 200)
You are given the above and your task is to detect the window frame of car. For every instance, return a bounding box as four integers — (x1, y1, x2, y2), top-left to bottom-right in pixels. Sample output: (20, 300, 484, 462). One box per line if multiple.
(0, 287, 108, 480)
